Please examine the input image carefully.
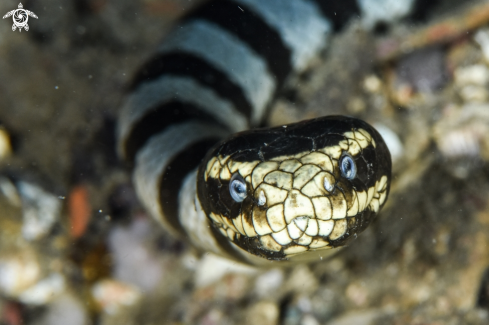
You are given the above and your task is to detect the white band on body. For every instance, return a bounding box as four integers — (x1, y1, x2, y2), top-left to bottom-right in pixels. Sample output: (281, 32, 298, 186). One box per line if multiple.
(133, 121, 228, 235)
(236, 0, 331, 71)
(158, 20, 276, 125)
(118, 75, 247, 158)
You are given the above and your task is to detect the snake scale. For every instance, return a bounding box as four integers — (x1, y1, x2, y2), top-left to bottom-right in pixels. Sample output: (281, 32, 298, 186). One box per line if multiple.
(116, 0, 421, 264)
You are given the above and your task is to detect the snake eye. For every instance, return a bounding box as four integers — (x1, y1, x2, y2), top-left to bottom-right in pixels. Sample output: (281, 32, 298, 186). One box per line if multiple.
(229, 173, 247, 202)
(340, 154, 357, 180)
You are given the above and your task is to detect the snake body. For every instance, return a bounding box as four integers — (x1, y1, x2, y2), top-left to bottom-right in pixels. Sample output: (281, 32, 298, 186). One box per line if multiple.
(117, 0, 410, 264)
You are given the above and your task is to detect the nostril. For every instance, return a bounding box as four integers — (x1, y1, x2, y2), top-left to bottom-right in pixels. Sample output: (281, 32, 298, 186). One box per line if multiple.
(257, 190, 266, 206)
(323, 174, 335, 192)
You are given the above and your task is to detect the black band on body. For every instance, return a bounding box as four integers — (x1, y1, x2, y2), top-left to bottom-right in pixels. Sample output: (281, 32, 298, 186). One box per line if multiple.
(185, 0, 293, 88)
(129, 52, 253, 123)
(124, 101, 228, 163)
(159, 138, 221, 236)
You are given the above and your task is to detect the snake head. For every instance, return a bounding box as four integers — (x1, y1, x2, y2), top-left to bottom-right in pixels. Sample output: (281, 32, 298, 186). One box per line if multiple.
(197, 116, 391, 262)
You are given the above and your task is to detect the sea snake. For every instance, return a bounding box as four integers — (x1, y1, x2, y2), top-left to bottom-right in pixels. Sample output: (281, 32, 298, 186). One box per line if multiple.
(116, 0, 419, 264)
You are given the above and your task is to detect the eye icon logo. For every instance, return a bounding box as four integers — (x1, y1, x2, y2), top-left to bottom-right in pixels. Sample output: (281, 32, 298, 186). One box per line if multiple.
(3, 3, 38, 32)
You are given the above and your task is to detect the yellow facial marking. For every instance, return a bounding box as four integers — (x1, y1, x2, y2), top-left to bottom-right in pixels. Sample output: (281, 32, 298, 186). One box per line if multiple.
(300, 152, 333, 172)
(260, 235, 282, 252)
(356, 191, 368, 212)
(209, 212, 223, 224)
(309, 238, 330, 249)
(207, 157, 221, 180)
(368, 175, 389, 213)
(279, 159, 302, 173)
(319, 145, 342, 159)
(357, 128, 376, 148)
(329, 219, 348, 240)
(272, 228, 293, 245)
(367, 186, 375, 203)
(296, 234, 312, 246)
(203, 126, 389, 258)
(301, 171, 331, 197)
(218, 155, 231, 165)
(350, 130, 369, 148)
(266, 204, 286, 232)
(233, 214, 246, 236)
(270, 152, 307, 162)
(255, 183, 287, 206)
(252, 208, 273, 236)
(287, 221, 303, 240)
(221, 216, 238, 234)
(293, 164, 321, 189)
(339, 139, 349, 151)
(252, 161, 279, 189)
(264, 170, 293, 190)
(347, 191, 360, 217)
(338, 128, 378, 158)
(356, 128, 372, 142)
(242, 214, 257, 237)
(347, 138, 362, 156)
(370, 198, 380, 213)
(330, 191, 347, 219)
(219, 164, 232, 180)
(226, 228, 236, 240)
(293, 216, 308, 231)
(283, 245, 308, 255)
(311, 197, 332, 220)
(204, 156, 216, 181)
(317, 219, 334, 236)
(228, 160, 260, 176)
(377, 175, 388, 192)
(379, 191, 387, 205)
(305, 218, 319, 236)
(284, 189, 315, 224)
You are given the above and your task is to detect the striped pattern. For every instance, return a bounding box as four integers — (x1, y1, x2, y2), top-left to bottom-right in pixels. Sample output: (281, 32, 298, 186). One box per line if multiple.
(157, 20, 276, 124)
(118, 0, 421, 263)
(235, 0, 332, 70)
(133, 121, 227, 235)
(119, 75, 248, 160)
